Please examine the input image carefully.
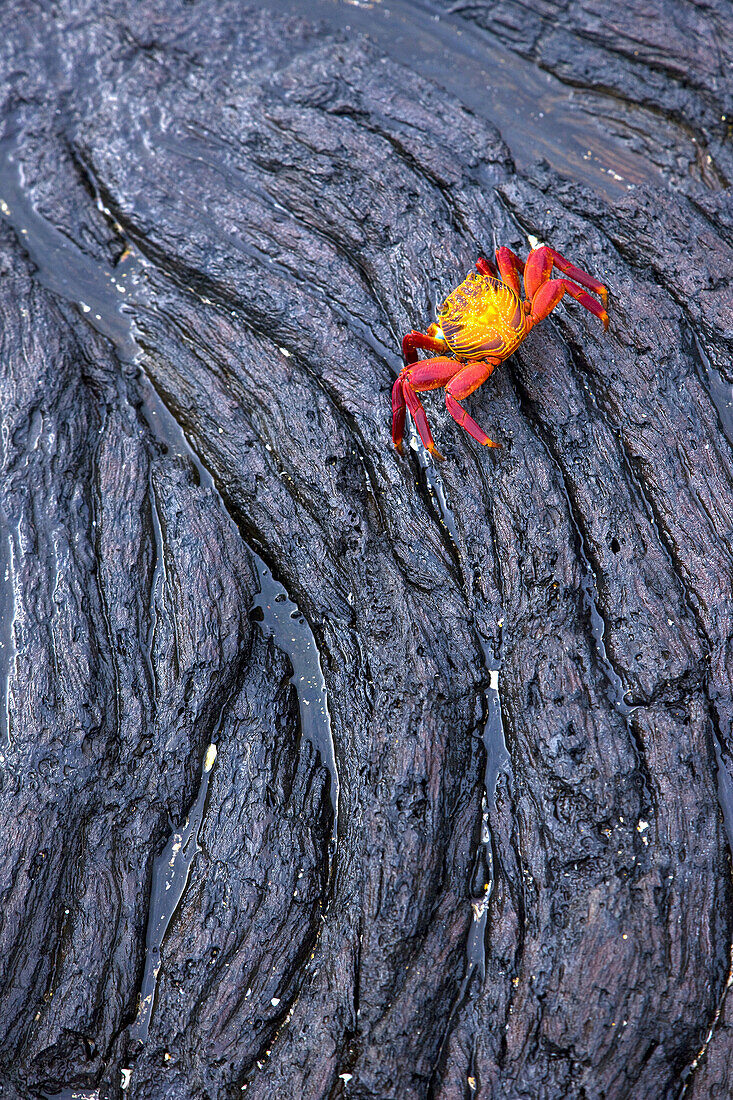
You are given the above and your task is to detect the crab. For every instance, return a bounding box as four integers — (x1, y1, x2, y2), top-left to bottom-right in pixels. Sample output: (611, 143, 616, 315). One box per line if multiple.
(392, 245, 609, 460)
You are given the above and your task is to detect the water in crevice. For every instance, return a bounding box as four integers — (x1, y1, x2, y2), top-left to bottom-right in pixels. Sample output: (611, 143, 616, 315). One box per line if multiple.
(250, 563, 337, 818)
(128, 741, 218, 1047)
(133, 372, 340, 826)
(417, 449, 510, 991)
(690, 327, 733, 453)
(42, 1090, 100, 1100)
(555, 470, 635, 719)
(464, 632, 509, 986)
(0, 134, 338, 1062)
(422, 456, 463, 572)
(0, 513, 16, 750)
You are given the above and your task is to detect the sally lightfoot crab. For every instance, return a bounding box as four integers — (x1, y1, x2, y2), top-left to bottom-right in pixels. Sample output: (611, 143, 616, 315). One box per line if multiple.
(392, 245, 609, 459)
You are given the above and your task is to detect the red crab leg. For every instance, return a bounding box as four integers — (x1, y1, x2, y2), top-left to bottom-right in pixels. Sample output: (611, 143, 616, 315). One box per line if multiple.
(403, 383, 443, 459)
(559, 279, 609, 329)
(476, 256, 499, 279)
(445, 358, 502, 448)
(494, 247, 525, 297)
(524, 246, 608, 312)
(529, 278, 609, 330)
(392, 377, 408, 454)
(392, 356, 463, 459)
(395, 333, 446, 448)
(402, 329, 448, 365)
(524, 247, 555, 299)
(546, 247, 609, 311)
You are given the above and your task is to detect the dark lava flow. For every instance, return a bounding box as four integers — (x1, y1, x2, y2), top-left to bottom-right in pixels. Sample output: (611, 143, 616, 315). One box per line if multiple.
(2, 1, 733, 1098)
(0, 135, 337, 798)
(264, 0, 663, 199)
(0, 132, 339, 1073)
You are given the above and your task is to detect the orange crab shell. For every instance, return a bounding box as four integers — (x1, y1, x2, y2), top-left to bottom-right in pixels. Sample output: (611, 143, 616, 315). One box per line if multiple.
(437, 271, 529, 360)
(392, 245, 609, 458)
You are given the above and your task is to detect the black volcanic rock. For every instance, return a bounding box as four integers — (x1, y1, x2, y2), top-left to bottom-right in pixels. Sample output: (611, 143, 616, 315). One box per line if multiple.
(0, 3, 731, 1098)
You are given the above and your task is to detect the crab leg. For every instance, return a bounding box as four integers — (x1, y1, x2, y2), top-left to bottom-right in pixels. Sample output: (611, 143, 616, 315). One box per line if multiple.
(445, 358, 501, 447)
(524, 245, 608, 311)
(392, 378, 408, 454)
(402, 329, 448, 365)
(558, 279, 609, 329)
(403, 383, 443, 459)
(476, 256, 499, 279)
(529, 278, 609, 330)
(546, 247, 609, 310)
(523, 247, 555, 299)
(494, 246, 525, 297)
(392, 356, 463, 458)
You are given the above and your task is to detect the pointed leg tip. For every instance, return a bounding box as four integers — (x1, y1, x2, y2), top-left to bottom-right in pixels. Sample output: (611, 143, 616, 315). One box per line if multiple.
(395, 442, 405, 456)
(601, 312, 609, 331)
(429, 446, 445, 462)
(484, 439, 502, 449)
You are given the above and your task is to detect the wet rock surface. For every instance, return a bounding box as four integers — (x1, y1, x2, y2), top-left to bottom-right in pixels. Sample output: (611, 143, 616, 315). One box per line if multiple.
(0, 2, 731, 1098)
